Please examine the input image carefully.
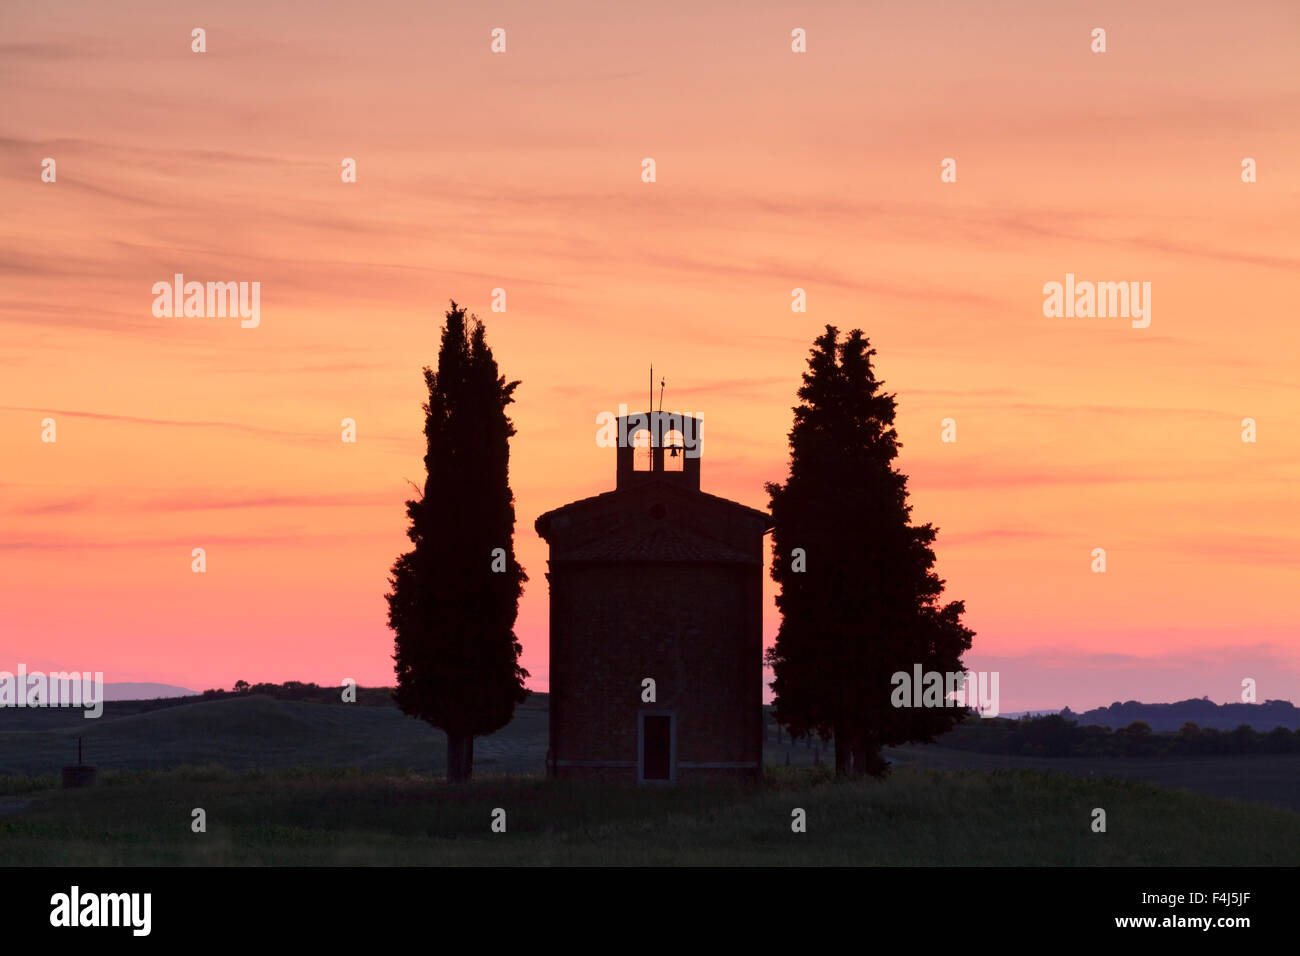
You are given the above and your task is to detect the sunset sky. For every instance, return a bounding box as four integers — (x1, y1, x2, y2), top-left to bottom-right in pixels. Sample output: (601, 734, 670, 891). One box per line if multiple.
(2, 0, 1297, 712)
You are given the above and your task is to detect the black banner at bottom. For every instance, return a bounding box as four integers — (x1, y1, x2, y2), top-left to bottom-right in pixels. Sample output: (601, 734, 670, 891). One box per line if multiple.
(0, 866, 1289, 942)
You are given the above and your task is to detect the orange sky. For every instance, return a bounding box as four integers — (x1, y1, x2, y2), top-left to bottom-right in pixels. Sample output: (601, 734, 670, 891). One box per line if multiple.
(2, 1, 1298, 711)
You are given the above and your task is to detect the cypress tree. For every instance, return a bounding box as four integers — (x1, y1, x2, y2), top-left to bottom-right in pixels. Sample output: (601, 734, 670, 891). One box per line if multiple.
(387, 302, 529, 781)
(766, 325, 974, 776)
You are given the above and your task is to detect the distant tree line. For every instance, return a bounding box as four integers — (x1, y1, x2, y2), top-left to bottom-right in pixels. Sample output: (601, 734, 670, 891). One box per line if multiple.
(941, 713, 1300, 757)
(1068, 697, 1300, 732)
(200, 681, 394, 707)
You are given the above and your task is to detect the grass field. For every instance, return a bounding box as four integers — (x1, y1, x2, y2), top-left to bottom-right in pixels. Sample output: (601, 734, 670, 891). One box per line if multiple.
(2, 765, 1298, 865)
(2, 693, 1297, 865)
(6, 694, 1299, 811)
(0, 694, 539, 775)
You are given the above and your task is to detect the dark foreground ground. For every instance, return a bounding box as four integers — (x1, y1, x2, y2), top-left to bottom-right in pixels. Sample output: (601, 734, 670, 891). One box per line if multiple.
(4, 693, 1299, 812)
(1, 694, 1297, 864)
(2, 765, 1298, 865)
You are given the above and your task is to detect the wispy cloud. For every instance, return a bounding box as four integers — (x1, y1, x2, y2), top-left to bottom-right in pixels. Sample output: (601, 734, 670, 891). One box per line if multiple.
(0, 405, 325, 442)
(940, 528, 1064, 546)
